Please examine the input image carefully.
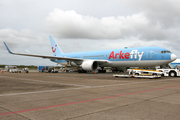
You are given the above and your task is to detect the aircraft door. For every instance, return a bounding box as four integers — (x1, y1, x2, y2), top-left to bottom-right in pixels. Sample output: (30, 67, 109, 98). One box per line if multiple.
(146, 50, 153, 59)
(146, 50, 157, 60)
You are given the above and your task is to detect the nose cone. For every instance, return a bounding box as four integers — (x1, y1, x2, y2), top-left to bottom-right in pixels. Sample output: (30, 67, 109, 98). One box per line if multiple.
(171, 53, 177, 61)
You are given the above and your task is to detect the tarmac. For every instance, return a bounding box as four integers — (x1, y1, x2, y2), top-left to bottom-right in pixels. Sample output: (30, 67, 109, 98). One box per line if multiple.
(0, 71, 180, 120)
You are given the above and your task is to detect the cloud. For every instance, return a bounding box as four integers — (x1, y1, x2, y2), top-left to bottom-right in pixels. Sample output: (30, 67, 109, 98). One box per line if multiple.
(0, 28, 55, 66)
(126, 0, 180, 44)
(45, 9, 150, 39)
(44, 8, 180, 43)
(1, 0, 180, 66)
(125, 0, 180, 27)
(0, 28, 48, 50)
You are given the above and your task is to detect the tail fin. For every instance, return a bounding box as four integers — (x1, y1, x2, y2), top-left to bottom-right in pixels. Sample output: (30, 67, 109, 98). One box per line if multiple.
(49, 35, 64, 56)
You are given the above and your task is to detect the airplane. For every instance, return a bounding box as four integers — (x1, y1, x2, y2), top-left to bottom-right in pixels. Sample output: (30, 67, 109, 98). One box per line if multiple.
(4, 35, 177, 73)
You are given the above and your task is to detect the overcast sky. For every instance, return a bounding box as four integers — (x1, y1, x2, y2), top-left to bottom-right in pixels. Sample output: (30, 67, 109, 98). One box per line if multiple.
(0, 0, 180, 66)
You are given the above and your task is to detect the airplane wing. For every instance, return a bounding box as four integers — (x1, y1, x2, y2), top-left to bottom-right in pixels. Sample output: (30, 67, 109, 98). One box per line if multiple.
(4, 42, 84, 61)
(4, 42, 108, 63)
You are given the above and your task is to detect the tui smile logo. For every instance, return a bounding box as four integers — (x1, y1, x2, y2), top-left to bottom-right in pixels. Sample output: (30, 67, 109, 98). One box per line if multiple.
(52, 45, 57, 53)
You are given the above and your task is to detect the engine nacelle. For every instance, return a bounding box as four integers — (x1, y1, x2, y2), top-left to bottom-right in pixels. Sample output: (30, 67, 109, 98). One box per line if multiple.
(81, 60, 99, 71)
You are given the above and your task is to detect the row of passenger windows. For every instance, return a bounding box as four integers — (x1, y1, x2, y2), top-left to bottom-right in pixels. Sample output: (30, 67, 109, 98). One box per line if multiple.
(161, 50, 171, 53)
(83, 55, 104, 58)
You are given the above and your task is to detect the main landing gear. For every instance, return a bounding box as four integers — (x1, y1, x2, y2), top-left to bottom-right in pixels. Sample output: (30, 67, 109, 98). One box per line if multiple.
(98, 67, 106, 73)
(78, 69, 87, 73)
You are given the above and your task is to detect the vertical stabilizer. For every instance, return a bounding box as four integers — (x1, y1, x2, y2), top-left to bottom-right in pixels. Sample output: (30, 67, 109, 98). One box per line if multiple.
(49, 35, 64, 56)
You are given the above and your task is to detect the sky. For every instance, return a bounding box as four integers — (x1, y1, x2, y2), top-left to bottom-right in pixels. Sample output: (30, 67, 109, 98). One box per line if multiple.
(0, 0, 180, 66)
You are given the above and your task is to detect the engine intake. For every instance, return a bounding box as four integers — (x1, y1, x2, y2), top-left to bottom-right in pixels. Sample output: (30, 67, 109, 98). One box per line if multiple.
(81, 60, 98, 71)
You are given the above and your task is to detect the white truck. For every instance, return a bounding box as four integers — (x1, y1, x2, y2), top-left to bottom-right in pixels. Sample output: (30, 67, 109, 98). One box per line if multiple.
(22, 68, 29, 73)
(9, 66, 21, 73)
(44, 66, 58, 73)
(157, 65, 180, 77)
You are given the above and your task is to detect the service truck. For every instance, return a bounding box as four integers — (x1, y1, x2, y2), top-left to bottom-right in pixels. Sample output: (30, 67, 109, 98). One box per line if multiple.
(157, 65, 180, 77)
(22, 67, 29, 73)
(9, 66, 21, 73)
(39, 66, 58, 73)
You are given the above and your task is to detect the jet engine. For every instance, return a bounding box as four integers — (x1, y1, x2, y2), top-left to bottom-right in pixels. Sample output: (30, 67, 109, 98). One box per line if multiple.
(81, 60, 99, 71)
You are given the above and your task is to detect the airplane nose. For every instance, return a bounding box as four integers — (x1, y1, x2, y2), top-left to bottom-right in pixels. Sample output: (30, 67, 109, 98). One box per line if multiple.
(171, 53, 177, 61)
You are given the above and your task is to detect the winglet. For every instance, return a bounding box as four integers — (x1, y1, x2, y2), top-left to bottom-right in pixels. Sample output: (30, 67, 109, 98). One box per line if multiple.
(4, 42, 13, 54)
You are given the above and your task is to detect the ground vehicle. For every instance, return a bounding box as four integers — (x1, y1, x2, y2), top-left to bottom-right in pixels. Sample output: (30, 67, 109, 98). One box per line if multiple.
(113, 69, 162, 78)
(39, 66, 58, 73)
(39, 66, 45, 72)
(5, 66, 15, 72)
(51, 67, 58, 73)
(44, 66, 58, 73)
(22, 68, 29, 73)
(128, 69, 163, 76)
(9, 66, 21, 73)
(157, 65, 180, 77)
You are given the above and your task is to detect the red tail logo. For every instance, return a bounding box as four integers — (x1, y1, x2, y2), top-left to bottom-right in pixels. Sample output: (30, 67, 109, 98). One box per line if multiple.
(52, 45, 57, 53)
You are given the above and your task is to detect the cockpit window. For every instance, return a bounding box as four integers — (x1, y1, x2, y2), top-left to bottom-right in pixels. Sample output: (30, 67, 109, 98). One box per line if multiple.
(161, 50, 171, 53)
